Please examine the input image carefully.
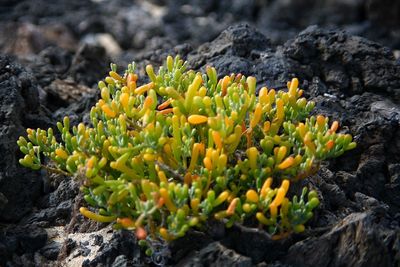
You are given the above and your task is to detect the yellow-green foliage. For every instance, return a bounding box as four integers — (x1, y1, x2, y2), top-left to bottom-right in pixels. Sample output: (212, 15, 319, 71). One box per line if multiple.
(17, 56, 356, 242)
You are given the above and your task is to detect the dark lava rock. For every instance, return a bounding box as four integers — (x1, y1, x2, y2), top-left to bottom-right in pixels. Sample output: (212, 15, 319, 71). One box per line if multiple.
(21, 44, 106, 110)
(45, 177, 80, 207)
(0, 55, 51, 222)
(188, 24, 400, 100)
(169, 229, 214, 264)
(187, 23, 291, 90)
(176, 242, 253, 267)
(323, 93, 400, 213)
(19, 172, 79, 227)
(199, 23, 270, 58)
(69, 44, 110, 87)
(0, 225, 48, 265)
(170, 221, 291, 265)
(39, 241, 62, 261)
(285, 211, 397, 267)
(21, 200, 73, 228)
(283, 26, 400, 97)
(25, 46, 73, 88)
(88, 230, 141, 267)
(188, 23, 271, 72)
(222, 224, 292, 264)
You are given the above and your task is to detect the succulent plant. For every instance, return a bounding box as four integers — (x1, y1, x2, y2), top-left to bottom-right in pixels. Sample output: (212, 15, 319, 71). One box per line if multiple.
(17, 55, 356, 245)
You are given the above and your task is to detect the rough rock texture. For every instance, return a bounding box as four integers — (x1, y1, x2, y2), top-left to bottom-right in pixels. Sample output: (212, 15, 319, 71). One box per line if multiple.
(285, 211, 395, 267)
(21, 176, 80, 228)
(23, 43, 109, 110)
(86, 230, 141, 267)
(0, 10, 399, 267)
(0, 56, 51, 222)
(283, 26, 400, 97)
(177, 242, 253, 267)
(0, 224, 48, 265)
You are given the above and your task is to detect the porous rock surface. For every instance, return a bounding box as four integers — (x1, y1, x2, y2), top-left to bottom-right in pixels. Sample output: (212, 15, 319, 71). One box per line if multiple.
(0, 56, 51, 222)
(0, 20, 399, 267)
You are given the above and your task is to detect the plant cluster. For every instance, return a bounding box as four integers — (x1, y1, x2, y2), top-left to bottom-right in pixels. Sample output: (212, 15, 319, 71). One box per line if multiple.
(17, 56, 356, 246)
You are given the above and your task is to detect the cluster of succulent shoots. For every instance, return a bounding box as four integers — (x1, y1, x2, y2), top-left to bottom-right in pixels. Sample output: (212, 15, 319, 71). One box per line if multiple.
(18, 56, 356, 247)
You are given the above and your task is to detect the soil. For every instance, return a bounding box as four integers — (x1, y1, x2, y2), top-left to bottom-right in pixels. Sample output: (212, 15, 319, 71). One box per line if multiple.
(0, 1, 399, 266)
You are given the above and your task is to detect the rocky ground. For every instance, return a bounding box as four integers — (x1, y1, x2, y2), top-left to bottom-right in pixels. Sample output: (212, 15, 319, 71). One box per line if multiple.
(0, 0, 399, 266)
